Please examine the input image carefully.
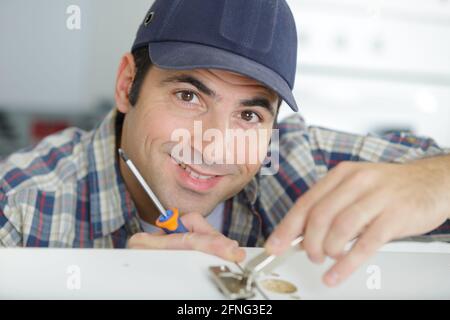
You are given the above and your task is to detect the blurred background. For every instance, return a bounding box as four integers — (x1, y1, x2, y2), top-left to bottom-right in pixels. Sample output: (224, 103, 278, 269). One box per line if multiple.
(0, 0, 449, 157)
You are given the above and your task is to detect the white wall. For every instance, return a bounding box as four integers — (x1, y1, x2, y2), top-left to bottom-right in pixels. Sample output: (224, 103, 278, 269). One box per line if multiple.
(0, 0, 153, 113)
(283, 0, 450, 146)
(83, 0, 153, 108)
(0, 0, 91, 112)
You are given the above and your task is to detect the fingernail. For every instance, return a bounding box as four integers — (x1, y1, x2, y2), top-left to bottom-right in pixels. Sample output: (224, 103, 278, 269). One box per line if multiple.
(325, 271, 339, 287)
(308, 254, 323, 264)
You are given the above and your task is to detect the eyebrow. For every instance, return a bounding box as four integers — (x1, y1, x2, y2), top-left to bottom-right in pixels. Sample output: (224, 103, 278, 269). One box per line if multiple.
(240, 97, 276, 117)
(161, 74, 216, 97)
(161, 73, 277, 116)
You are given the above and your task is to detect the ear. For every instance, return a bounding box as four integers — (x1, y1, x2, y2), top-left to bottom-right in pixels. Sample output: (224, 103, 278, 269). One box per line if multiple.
(115, 53, 136, 114)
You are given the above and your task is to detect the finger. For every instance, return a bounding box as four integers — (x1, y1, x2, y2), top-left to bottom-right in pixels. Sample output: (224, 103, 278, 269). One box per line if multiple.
(322, 214, 394, 287)
(183, 233, 246, 262)
(266, 162, 355, 255)
(180, 212, 222, 235)
(323, 192, 386, 259)
(127, 232, 246, 262)
(302, 172, 376, 263)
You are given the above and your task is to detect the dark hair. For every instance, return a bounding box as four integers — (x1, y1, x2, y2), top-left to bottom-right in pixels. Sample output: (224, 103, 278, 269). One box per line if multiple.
(129, 46, 153, 106)
(115, 46, 152, 137)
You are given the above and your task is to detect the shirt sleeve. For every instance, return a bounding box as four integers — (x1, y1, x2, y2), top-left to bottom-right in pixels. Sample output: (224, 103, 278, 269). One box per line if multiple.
(308, 126, 450, 168)
(307, 126, 450, 242)
(0, 188, 23, 247)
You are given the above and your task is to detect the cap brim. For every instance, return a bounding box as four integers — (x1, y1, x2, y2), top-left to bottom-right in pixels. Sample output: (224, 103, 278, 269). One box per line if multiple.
(146, 42, 298, 112)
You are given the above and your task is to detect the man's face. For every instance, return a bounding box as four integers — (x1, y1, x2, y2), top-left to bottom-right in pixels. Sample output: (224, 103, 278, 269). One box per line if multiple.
(120, 65, 278, 216)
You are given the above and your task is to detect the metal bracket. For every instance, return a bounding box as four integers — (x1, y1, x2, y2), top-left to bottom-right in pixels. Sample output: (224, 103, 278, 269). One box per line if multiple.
(209, 265, 256, 300)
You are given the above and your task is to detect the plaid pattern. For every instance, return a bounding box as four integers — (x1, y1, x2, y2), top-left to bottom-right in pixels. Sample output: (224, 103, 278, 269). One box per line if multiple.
(1, 110, 449, 248)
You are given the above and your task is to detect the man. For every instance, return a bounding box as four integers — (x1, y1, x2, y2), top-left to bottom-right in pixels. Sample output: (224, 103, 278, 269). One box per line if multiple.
(1, 0, 449, 288)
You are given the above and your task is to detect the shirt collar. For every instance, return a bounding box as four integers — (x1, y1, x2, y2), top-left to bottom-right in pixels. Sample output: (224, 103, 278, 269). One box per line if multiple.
(243, 175, 259, 206)
(86, 109, 141, 239)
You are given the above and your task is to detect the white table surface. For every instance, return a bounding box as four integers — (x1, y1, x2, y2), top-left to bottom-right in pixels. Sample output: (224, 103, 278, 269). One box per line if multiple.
(0, 241, 449, 300)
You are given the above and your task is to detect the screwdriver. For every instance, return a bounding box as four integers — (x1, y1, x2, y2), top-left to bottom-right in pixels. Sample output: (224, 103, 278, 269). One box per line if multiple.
(118, 148, 188, 234)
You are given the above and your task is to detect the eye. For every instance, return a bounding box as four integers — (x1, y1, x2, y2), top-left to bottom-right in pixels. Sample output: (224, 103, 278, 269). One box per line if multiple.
(175, 90, 200, 105)
(239, 110, 262, 123)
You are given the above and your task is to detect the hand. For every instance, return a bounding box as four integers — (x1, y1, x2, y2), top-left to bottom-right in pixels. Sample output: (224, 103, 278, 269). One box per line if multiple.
(265, 159, 450, 287)
(127, 212, 246, 262)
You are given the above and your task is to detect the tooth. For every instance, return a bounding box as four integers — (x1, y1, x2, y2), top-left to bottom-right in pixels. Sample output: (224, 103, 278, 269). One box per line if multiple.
(181, 163, 215, 180)
(190, 170, 200, 179)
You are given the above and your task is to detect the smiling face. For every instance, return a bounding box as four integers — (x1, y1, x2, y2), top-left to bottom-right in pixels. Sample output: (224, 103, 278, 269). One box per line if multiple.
(115, 53, 278, 223)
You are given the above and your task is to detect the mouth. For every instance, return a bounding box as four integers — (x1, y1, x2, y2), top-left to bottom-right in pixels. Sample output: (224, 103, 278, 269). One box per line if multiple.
(169, 155, 224, 192)
(172, 156, 218, 180)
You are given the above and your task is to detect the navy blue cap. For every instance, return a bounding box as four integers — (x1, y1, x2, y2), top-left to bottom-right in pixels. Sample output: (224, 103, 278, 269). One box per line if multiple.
(132, 0, 298, 111)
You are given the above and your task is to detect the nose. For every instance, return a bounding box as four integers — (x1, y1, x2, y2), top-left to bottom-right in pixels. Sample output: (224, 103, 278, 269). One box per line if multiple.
(196, 112, 231, 166)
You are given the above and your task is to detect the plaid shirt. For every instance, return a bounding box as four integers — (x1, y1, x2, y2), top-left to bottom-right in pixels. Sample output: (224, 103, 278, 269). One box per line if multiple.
(1, 109, 449, 248)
